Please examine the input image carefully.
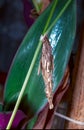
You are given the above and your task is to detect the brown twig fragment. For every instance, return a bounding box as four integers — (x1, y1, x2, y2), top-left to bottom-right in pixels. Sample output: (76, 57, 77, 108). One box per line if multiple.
(38, 35, 54, 109)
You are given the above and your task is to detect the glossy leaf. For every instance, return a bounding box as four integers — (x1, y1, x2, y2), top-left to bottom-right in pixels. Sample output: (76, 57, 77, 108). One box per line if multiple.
(3, 0, 76, 120)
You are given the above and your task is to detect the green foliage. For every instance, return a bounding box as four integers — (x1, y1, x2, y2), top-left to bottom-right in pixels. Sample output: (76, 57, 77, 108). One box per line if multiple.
(0, 103, 2, 112)
(3, 0, 76, 121)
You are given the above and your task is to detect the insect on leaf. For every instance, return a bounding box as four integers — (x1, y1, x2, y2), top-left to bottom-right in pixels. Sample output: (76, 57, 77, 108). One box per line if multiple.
(3, 0, 76, 121)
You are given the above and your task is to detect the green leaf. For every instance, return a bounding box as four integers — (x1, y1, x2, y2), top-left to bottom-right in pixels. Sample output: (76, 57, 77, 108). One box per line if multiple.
(3, 0, 76, 120)
(0, 103, 3, 112)
(32, 0, 43, 13)
(26, 116, 37, 129)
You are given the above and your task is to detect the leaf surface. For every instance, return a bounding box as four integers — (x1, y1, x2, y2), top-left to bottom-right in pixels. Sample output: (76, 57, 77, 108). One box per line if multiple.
(3, 0, 76, 119)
